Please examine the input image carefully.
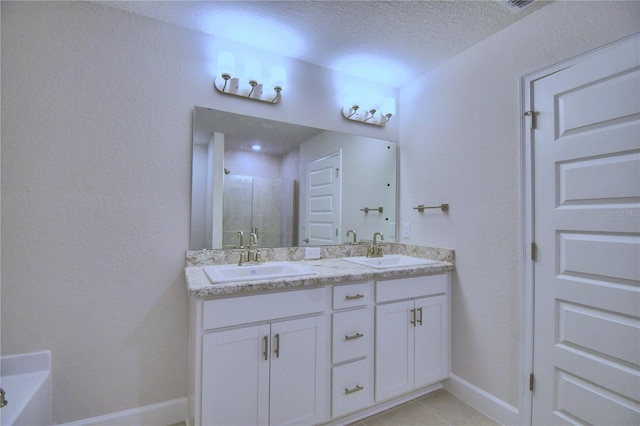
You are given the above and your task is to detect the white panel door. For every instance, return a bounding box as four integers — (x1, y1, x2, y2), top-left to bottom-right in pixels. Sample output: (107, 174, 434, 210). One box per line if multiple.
(532, 36, 640, 425)
(306, 152, 340, 245)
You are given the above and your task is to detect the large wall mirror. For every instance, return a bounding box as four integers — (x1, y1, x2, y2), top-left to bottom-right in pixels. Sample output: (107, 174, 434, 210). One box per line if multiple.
(190, 106, 397, 250)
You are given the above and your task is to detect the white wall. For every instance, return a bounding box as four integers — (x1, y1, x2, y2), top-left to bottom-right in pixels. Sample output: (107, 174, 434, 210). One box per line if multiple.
(399, 0, 640, 413)
(0, 2, 396, 423)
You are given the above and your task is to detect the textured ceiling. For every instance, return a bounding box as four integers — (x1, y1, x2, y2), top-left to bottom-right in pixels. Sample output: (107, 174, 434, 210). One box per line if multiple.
(98, 0, 548, 88)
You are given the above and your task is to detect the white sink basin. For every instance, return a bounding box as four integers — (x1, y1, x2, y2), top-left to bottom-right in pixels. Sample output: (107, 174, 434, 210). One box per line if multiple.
(203, 261, 316, 284)
(343, 255, 440, 269)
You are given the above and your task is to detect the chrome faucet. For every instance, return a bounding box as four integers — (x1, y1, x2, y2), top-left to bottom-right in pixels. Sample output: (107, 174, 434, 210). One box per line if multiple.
(368, 232, 384, 258)
(346, 229, 357, 245)
(237, 232, 262, 266)
(236, 230, 244, 248)
(248, 232, 258, 261)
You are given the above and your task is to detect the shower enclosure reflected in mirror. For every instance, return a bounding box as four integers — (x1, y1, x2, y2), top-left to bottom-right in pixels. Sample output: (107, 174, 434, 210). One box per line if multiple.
(190, 106, 397, 250)
(222, 174, 297, 249)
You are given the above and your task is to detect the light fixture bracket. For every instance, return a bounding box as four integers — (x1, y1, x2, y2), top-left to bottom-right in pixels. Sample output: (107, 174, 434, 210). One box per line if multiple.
(342, 105, 392, 127)
(214, 76, 282, 104)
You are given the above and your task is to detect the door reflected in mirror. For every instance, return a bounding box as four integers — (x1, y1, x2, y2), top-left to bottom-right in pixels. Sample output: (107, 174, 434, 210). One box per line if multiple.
(190, 107, 397, 250)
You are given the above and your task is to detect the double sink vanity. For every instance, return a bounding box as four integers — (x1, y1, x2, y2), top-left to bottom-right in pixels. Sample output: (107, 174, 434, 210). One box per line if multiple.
(185, 243, 454, 426)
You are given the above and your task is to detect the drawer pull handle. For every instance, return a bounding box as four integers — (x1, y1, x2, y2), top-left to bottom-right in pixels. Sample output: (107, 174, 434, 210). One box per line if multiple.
(345, 294, 365, 300)
(345, 385, 364, 395)
(345, 332, 364, 341)
(417, 307, 423, 326)
(274, 333, 280, 358)
(410, 308, 416, 327)
(263, 336, 269, 361)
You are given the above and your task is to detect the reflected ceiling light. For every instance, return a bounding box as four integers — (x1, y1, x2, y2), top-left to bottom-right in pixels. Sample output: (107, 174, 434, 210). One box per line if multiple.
(342, 97, 396, 127)
(251, 144, 262, 151)
(214, 51, 286, 104)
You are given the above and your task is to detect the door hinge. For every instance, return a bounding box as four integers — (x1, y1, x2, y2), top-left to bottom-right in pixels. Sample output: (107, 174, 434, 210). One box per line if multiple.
(524, 110, 537, 129)
(529, 373, 535, 391)
(531, 242, 537, 261)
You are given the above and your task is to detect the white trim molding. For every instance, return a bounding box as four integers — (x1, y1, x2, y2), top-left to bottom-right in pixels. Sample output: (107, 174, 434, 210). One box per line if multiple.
(58, 397, 187, 426)
(444, 374, 519, 425)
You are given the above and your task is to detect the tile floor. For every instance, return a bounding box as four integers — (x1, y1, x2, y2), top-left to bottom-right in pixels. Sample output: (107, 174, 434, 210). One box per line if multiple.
(171, 390, 499, 426)
(347, 390, 499, 426)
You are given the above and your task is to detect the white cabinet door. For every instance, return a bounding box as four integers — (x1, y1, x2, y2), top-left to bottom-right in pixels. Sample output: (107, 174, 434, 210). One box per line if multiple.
(202, 316, 327, 426)
(376, 294, 449, 402)
(202, 324, 270, 426)
(375, 300, 415, 401)
(270, 315, 328, 426)
(414, 295, 449, 388)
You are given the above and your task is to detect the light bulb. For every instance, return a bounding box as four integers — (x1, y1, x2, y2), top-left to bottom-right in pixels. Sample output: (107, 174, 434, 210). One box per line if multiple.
(271, 66, 287, 90)
(381, 98, 396, 116)
(217, 51, 235, 77)
(245, 59, 262, 84)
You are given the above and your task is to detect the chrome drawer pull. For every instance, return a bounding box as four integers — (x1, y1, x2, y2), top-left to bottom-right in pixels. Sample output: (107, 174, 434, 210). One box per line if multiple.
(344, 385, 364, 395)
(345, 294, 365, 300)
(417, 307, 423, 326)
(344, 332, 364, 341)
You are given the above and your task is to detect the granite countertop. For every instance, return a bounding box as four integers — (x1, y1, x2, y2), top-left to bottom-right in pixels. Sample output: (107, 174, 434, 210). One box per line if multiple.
(185, 244, 455, 298)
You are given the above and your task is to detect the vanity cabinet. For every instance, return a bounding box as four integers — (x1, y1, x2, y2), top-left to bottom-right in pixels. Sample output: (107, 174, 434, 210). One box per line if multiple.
(375, 274, 450, 402)
(190, 287, 329, 426)
(188, 263, 452, 425)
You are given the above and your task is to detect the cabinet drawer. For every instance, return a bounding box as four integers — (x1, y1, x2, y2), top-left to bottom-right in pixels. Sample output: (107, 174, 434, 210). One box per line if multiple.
(332, 308, 373, 363)
(333, 282, 373, 310)
(332, 358, 373, 418)
(376, 273, 448, 303)
(203, 287, 327, 330)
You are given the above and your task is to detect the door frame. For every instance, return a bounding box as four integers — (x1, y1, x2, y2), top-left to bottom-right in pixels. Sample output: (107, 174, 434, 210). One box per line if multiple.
(519, 32, 639, 425)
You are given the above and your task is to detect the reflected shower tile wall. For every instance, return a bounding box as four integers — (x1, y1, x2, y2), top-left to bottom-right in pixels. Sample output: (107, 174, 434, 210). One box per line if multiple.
(221, 175, 297, 248)
(223, 175, 253, 247)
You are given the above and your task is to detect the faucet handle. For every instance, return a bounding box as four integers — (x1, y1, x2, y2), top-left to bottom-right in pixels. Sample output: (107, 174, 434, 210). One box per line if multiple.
(238, 251, 247, 266)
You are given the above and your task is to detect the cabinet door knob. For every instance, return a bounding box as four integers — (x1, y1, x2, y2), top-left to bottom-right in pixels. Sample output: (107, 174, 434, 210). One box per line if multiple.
(345, 385, 364, 395)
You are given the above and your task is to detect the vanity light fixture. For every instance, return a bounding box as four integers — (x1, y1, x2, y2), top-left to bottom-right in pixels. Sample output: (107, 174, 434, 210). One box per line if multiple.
(342, 97, 396, 127)
(214, 51, 286, 104)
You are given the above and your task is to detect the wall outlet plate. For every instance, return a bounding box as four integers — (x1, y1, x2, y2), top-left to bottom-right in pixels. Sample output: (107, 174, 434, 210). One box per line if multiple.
(304, 247, 321, 259)
(402, 222, 411, 239)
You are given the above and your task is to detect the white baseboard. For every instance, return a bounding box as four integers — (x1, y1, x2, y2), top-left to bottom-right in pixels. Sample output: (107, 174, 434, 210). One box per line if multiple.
(323, 383, 443, 425)
(444, 374, 521, 426)
(59, 397, 187, 426)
